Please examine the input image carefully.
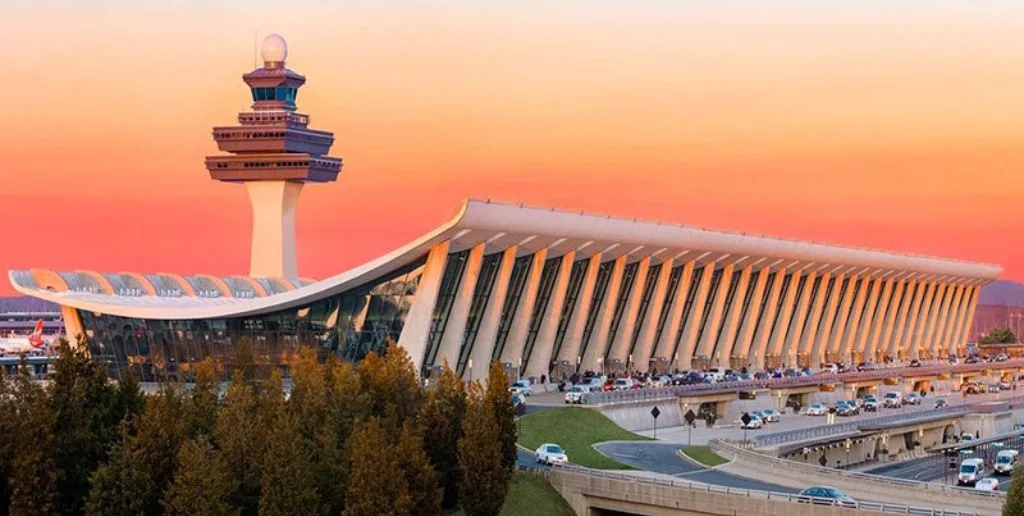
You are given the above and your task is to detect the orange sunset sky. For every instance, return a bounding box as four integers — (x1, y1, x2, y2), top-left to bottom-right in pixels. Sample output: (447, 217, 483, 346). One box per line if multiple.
(1, 1, 1022, 296)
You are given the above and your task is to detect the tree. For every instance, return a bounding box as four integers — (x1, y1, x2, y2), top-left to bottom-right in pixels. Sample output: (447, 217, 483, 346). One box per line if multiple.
(484, 361, 518, 471)
(215, 372, 264, 515)
(458, 383, 510, 516)
(9, 373, 61, 516)
(395, 422, 442, 516)
(0, 375, 16, 515)
(164, 437, 238, 516)
(357, 340, 424, 429)
(419, 360, 466, 508)
(290, 349, 347, 514)
(1006, 463, 1024, 516)
(85, 439, 150, 516)
(342, 418, 413, 516)
(982, 328, 1018, 345)
(115, 368, 145, 431)
(322, 357, 369, 512)
(258, 412, 323, 516)
(187, 357, 220, 437)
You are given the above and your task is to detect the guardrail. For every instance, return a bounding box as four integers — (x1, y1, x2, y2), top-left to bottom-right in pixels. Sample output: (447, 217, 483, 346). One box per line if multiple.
(710, 439, 1003, 502)
(520, 461, 981, 515)
(580, 360, 1024, 405)
(755, 405, 974, 447)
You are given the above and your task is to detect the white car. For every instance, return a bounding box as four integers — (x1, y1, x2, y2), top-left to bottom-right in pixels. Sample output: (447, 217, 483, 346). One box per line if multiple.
(742, 414, 764, 429)
(536, 443, 568, 465)
(510, 381, 533, 397)
(958, 458, 986, 486)
(759, 408, 782, 423)
(564, 385, 589, 404)
(995, 450, 1019, 475)
(806, 403, 828, 416)
(974, 478, 1000, 492)
(883, 391, 903, 408)
(613, 378, 634, 391)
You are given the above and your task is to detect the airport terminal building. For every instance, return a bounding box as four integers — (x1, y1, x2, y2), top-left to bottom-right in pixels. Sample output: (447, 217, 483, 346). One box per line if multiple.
(7, 36, 1002, 382)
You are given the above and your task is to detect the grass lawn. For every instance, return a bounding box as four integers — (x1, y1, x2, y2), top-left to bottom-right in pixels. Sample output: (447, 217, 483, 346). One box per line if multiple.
(518, 407, 651, 469)
(444, 472, 574, 516)
(681, 445, 727, 467)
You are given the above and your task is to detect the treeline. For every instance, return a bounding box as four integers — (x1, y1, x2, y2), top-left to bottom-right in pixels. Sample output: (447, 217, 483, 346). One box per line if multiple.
(0, 339, 517, 516)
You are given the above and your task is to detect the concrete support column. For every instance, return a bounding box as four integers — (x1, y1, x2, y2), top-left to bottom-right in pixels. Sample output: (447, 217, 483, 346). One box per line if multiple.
(767, 270, 805, 360)
(397, 240, 452, 375)
(827, 274, 861, 363)
(863, 276, 896, 361)
(782, 270, 818, 366)
(697, 263, 736, 365)
(500, 249, 549, 366)
(244, 180, 303, 278)
(678, 261, 717, 369)
(734, 267, 771, 364)
(582, 255, 627, 370)
(523, 251, 577, 379)
(923, 283, 952, 357)
(906, 281, 937, 359)
(558, 253, 603, 367)
(853, 276, 885, 357)
(811, 273, 847, 367)
(632, 258, 675, 369)
(751, 267, 789, 369)
(955, 285, 981, 353)
(928, 283, 959, 357)
(797, 271, 831, 361)
(62, 306, 86, 347)
(718, 265, 754, 366)
(434, 243, 486, 370)
(887, 279, 919, 359)
(654, 260, 696, 368)
(838, 275, 873, 362)
(610, 257, 652, 364)
(466, 245, 518, 381)
(939, 285, 967, 356)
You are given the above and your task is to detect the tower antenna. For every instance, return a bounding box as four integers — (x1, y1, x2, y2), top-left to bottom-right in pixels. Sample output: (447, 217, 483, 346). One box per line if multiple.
(253, 30, 258, 68)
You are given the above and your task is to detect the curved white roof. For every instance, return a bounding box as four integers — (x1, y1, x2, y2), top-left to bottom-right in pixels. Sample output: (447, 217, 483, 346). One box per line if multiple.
(9, 198, 1002, 320)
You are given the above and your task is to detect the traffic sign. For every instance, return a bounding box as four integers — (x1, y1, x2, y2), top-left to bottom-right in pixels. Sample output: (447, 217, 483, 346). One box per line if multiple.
(684, 409, 697, 426)
(740, 412, 752, 426)
(651, 406, 661, 419)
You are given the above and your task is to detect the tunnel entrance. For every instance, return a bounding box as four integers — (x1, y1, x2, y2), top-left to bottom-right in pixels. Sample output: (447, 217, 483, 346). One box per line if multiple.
(591, 508, 644, 516)
(912, 380, 931, 394)
(942, 425, 955, 444)
(855, 386, 877, 399)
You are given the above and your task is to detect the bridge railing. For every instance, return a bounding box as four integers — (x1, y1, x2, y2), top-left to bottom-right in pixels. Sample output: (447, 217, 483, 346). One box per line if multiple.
(754, 405, 973, 447)
(519, 463, 982, 515)
(710, 439, 1003, 501)
(579, 359, 1024, 405)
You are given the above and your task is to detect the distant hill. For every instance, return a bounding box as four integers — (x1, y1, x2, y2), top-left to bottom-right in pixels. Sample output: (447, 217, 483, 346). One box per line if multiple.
(0, 296, 59, 313)
(979, 279, 1024, 308)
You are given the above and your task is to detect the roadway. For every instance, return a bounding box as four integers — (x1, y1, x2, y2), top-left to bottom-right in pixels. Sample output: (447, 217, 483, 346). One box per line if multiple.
(866, 433, 1024, 491)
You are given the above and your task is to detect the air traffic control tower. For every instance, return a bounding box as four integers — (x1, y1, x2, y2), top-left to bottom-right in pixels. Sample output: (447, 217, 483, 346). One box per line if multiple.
(205, 34, 342, 279)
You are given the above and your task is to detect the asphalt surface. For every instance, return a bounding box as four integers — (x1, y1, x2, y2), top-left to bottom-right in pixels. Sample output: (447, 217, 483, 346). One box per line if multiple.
(866, 454, 1015, 491)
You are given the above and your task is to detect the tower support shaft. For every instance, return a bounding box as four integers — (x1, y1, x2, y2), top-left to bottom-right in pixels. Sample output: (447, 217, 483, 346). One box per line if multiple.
(245, 181, 303, 278)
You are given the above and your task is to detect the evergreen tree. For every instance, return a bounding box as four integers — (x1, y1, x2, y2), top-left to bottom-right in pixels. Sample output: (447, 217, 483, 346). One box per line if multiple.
(259, 412, 323, 516)
(9, 374, 61, 516)
(419, 360, 466, 508)
(395, 422, 442, 516)
(343, 418, 413, 516)
(485, 361, 518, 471)
(164, 437, 238, 516)
(1006, 463, 1024, 516)
(187, 357, 220, 437)
(47, 338, 123, 515)
(357, 340, 424, 429)
(459, 383, 510, 516)
(290, 349, 347, 514)
(323, 357, 369, 512)
(114, 368, 145, 432)
(0, 375, 16, 515)
(214, 373, 263, 515)
(85, 439, 150, 516)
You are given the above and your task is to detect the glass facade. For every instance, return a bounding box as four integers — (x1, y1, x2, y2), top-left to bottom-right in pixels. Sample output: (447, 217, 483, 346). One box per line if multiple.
(748, 272, 779, 348)
(520, 257, 563, 367)
(765, 273, 795, 348)
(628, 264, 663, 356)
(456, 252, 502, 375)
(798, 276, 826, 341)
(78, 257, 427, 382)
(650, 265, 685, 356)
(692, 268, 725, 355)
(492, 255, 535, 362)
(730, 271, 761, 357)
(577, 260, 615, 363)
(251, 87, 298, 103)
(423, 250, 471, 372)
(710, 269, 744, 359)
(670, 266, 706, 359)
(550, 259, 589, 367)
(603, 262, 640, 358)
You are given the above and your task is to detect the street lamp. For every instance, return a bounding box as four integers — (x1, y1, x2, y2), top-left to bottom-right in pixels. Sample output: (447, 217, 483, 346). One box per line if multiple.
(597, 357, 604, 377)
(468, 359, 473, 382)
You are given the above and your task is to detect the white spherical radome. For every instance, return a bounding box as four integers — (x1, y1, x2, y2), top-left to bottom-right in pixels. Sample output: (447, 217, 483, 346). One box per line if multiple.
(260, 34, 288, 64)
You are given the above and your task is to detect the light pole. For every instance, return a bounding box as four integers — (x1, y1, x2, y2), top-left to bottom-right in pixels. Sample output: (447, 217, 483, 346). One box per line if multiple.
(597, 357, 604, 377)
(468, 359, 473, 383)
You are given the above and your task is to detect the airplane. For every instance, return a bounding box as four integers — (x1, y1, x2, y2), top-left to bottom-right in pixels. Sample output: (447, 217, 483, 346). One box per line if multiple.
(0, 320, 55, 355)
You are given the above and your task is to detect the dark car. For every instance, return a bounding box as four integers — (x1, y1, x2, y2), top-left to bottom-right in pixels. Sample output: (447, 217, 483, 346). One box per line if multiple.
(797, 486, 857, 507)
(909, 359, 921, 367)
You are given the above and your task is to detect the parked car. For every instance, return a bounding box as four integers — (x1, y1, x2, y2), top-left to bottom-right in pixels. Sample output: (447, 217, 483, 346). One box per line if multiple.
(510, 380, 533, 397)
(995, 353, 1010, 362)
(741, 414, 764, 429)
(862, 395, 879, 412)
(882, 391, 903, 408)
(988, 383, 1001, 394)
(995, 450, 1020, 475)
(759, 408, 782, 423)
(806, 403, 828, 416)
(975, 478, 1000, 492)
(999, 381, 1012, 391)
(909, 359, 922, 367)
(613, 378, 634, 391)
(535, 443, 568, 465)
(512, 394, 526, 416)
(654, 375, 673, 387)
(934, 397, 948, 409)
(797, 486, 857, 507)
(905, 392, 922, 405)
(958, 458, 986, 486)
(835, 400, 859, 416)
(564, 385, 589, 404)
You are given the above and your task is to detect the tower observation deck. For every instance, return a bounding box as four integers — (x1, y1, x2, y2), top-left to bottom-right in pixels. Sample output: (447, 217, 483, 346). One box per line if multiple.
(205, 34, 342, 278)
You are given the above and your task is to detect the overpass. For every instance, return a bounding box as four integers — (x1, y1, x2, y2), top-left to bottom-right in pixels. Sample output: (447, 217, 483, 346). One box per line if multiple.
(539, 464, 986, 516)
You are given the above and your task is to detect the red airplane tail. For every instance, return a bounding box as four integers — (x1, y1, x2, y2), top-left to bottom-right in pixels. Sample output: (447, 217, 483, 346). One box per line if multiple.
(29, 320, 44, 348)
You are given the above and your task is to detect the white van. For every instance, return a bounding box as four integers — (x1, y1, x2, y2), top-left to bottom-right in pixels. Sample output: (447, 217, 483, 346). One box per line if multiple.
(882, 391, 903, 408)
(958, 458, 986, 486)
(705, 368, 726, 382)
(995, 450, 1019, 475)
